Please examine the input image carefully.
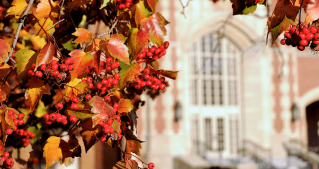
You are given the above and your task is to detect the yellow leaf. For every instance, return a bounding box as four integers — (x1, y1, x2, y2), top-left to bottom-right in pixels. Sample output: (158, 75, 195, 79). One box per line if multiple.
(43, 136, 63, 169)
(35, 100, 48, 118)
(0, 23, 4, 31)
(25, 83, 51, 111)
(73, 28, 92, 43)
(34, 18, 55, 36)
(31, 36, 46, 51)
(126, 140, 142, 156)
(117, 99, 134, 113)
(6, 0, 28, 17)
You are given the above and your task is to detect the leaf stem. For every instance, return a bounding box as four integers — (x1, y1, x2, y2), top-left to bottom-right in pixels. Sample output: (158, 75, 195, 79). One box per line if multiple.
(97, 21, 118, 38)
(5, 0, 35, 64)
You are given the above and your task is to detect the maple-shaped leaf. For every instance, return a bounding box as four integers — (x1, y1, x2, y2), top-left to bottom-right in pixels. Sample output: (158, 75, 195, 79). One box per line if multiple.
(119, 62, 141, 89)
(113, 160, 139, 169)
(140, 12, 168, 46)
(118, 99, 134, 113)
(35, 0, 60, 18)
(6, 0, 27, 16)
(126, 140, 142, 156)
(133, 0, 152, 26)
(267, 0, 300, 42)
(14, 49, 36, 76)
(43, 136, 63, 169)
(67, 110, 96, 120)
(34, 17, 55, 36)
(65, 78, 88, 101)
(150, 69, 178, 80)
(69, 50, 94, 80)
(0, 81, 10, 102)
(107, 34, 130, 65)
(128, 28, 150, 59)
(73, 28, 93, 43)
(146, 0, 158, 12)
(25, 82, 50, 111)
(88, 96, 116, 127)
(80, 126, 102, 152)
(305, 0, 319, 24)
(36, 42, 56, 67)
(0, 39, 11, 63)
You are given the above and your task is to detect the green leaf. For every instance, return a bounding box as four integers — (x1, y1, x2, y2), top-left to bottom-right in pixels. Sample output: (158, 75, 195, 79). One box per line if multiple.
(111, 120, 120, 133)
(67, 110, 96, 120)
(27, 126, 41, 143)
(35, 100, 48, 118)
(62, 39, 78, 51)
(14, 49, 36, 76)
(268, 15, 295, 43)
(100, 0, 112, 9)
(242, 4, 257, 14)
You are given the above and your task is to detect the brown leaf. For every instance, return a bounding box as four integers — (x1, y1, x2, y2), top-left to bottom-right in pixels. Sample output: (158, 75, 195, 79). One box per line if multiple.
(150, 69, 178, 80)
(80, 126, 101, 152)
(125, 140, 142, 156)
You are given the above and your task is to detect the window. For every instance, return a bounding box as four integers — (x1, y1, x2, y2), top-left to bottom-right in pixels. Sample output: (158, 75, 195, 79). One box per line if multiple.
(189, 34, 240, 106)
(217, 118, 224, 151)
(205, 118, 212, 150)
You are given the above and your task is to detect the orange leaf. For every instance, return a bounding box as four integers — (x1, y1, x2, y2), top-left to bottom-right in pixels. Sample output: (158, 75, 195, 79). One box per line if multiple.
(0, 39, 11, 63)
(6, 0, 28, 17)
(69, 50, 94, 80)
(133, 0, 152, 26)
(36, 42, 56, 67)
(128, 28, 150, 59)
(88, 96, 116, 127)
(0, 141, 4, 156)
(107, 34, 130, 65)
(36, 0, 59, 18)
(125, 140, 142, 156)
(80, 126, 101, 152)
(73, 28, 92, 43)
(119, 62, 141, 89)
(150, 69, 178, 80)
(43, 136, 63, 169)
(65, 78, 88, 102)
(140, 12, 168, 46)
(118, 99, 134, 113)
(25, 82, 50, 111)
(146, 0, 158, 12)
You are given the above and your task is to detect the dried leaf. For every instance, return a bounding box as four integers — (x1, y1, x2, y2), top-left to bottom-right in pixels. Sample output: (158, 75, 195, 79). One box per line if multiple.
(80, 126, 101, 152)
(73, 28, 92, 43)
(43, 136, 63, 169)
(0, 81, 10, 102)
(150, 69, 178, 80)
(69, 50, 94, 80)
(6, 0, 27, 16)
(107, 34, 130, 65)
(125, 140, 142, 156)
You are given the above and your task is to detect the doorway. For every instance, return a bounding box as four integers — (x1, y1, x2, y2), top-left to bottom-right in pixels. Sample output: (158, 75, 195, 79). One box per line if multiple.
(306, 101, 319, 153)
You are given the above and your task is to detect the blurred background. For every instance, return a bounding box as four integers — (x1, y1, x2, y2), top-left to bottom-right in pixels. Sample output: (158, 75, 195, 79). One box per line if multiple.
(53, 0, 319, 169)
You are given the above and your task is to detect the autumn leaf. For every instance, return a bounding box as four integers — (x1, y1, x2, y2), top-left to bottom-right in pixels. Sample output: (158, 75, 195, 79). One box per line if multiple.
(128, 28, 150, 59)
(0, 81, 10, 102)
(34, 17, 55, 36)
(67, 0, 93, 10)
(126, 140, 142, 156)
(112, 120, 120, 133)
(0, 39, 11, 64)
(113, 160, 139, 169)
(107, 34, 130, 65)
(113, 160, 126, 169)
(36, 42, 56, 67)
(52, 89, 66, 106)
(230, 0, 262, 15)
(140, 12, 168, 46)
(43, 136, 63, 169)
(67, 110, 96, 120)
(0, 64, 11, 79)
(6, 108, 18, 129)
(36, 0, 59, 18)
(0, 141, 4, 156)
(88, 96, 116, 127)
(305, 0, 319, 24)
(14, 49, 35, 75)
(6, 0, 27, 17)
(267, 0, 300, 42)
(80, 126, 101, 152)
(118, 99, 134, 113)
(149, 69, 178, 80)
(25, 83, 50, 111)
(119, 62, 141, 89)
(100, 0, 112, 9)
(73, 28, 93, 43)
(27, 126, 41, 143)
(65, 78, 88, 101)
(69, 50, 94, 80)
(35, 100, 48, 118)
(146, 0, 158, 12)
(133, 0, 152, 26)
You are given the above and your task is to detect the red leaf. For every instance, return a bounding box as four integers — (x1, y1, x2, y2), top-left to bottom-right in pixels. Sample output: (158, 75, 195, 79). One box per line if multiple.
(0, 39, 10, 63)
(69, 50, 94, 80)
(150, 69, 178, 80)
(140, 12, 169, 46)
(146, 0, 158, 12)
(128, 28, 150, 60)
(305, 0, 319, 24)
(88, 96, 116, 127)
(107, 34, 130, 65)
(36, 42, 56, 67)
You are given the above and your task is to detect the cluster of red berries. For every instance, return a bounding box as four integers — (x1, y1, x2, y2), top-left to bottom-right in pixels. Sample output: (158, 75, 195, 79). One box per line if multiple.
(118, 0, 133, 10)
(131, 68, 166, 91)
(28, 58, 74, 80)
(281, 23, 319, 51)
(99, 115, 122, 142)
(1, 152, 14, 169)
(43, 112, 71, 125)
(86, 73, 120, 95)
(7, 110, 24, 131)
(8, 129, 35, 148)
(136, 41, 169, 63)
(86, 59, 120, 75)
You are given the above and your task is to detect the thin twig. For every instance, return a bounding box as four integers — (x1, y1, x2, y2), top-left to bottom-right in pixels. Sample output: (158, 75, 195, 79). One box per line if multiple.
(178, 0, 192, 19)
(47, 19, 65, 31)
(5, 0, 35, 64)
(58, 0, 65, 26)
(97, 21, 118, 38)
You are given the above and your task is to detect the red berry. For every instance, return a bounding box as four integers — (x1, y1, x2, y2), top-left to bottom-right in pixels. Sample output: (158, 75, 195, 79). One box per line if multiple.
(85, 94, 92, 100)
(18, 119, 24, 125)
(119, 3, 125, 10)
(67, 58, 74, 65)
(70, 116, 77, 123)
(68, 65, 74, 71)
(115, 115, 120, 121)
(313, 40, 319, 44)
(147, 52, 153, 57)
(31, 63, 36, 69)
(6, 128, 13, 135)
(306, 33, 314, 41)
(144, 74, 150, 80)
(72, 97, 78, 103)
(35, 71, 43, 78)
(60, 64, 67, 71)
(125, 2, 131, 8)
(164, 41, 169, 49)
(302, 27, 310, 34)
(109, 127, 114, 134)
(56, 103, 63, 110)
(159, 83, 165, 90)
(112, 79, 118, 85)
(97, 83, 102, 89)
(100, 137, 106, 142)
(102, 79, 108, 85)
(297, 45, 305, 51)
(299, 33, 306, 40)
(114, 73, 120, 79)
(3, 152, 9, 159)
(104, 96, 111, 102)
(155, 48, 161, 55)
(87, 77, 93, 83)
(284, 32, 291, 38)
(107, 118, 113, 126)
(70, 103, 78, 110)
(148, 162, 155, 169)
(6, 158, 14, 166)
(40, 64, 46, 70)
(310, 26, 317, 34)
(144, 68, 150, 75)
(50, 113, 56, 121)
(13, 119, 18, 126)
(51, 60, 58, 65)
(18, 113, 24, 120)
(113, 103, 119, 109)
(88, 83, 94, 89)
(299, 40, 308, 46)
(51, 64, 58, 71)
(152, 56, 158, 60)
(106, 58, 113, 65)
(56, 116, 63, 123)
(28, 70, 34, 76)
(52, 70, 59, 76)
